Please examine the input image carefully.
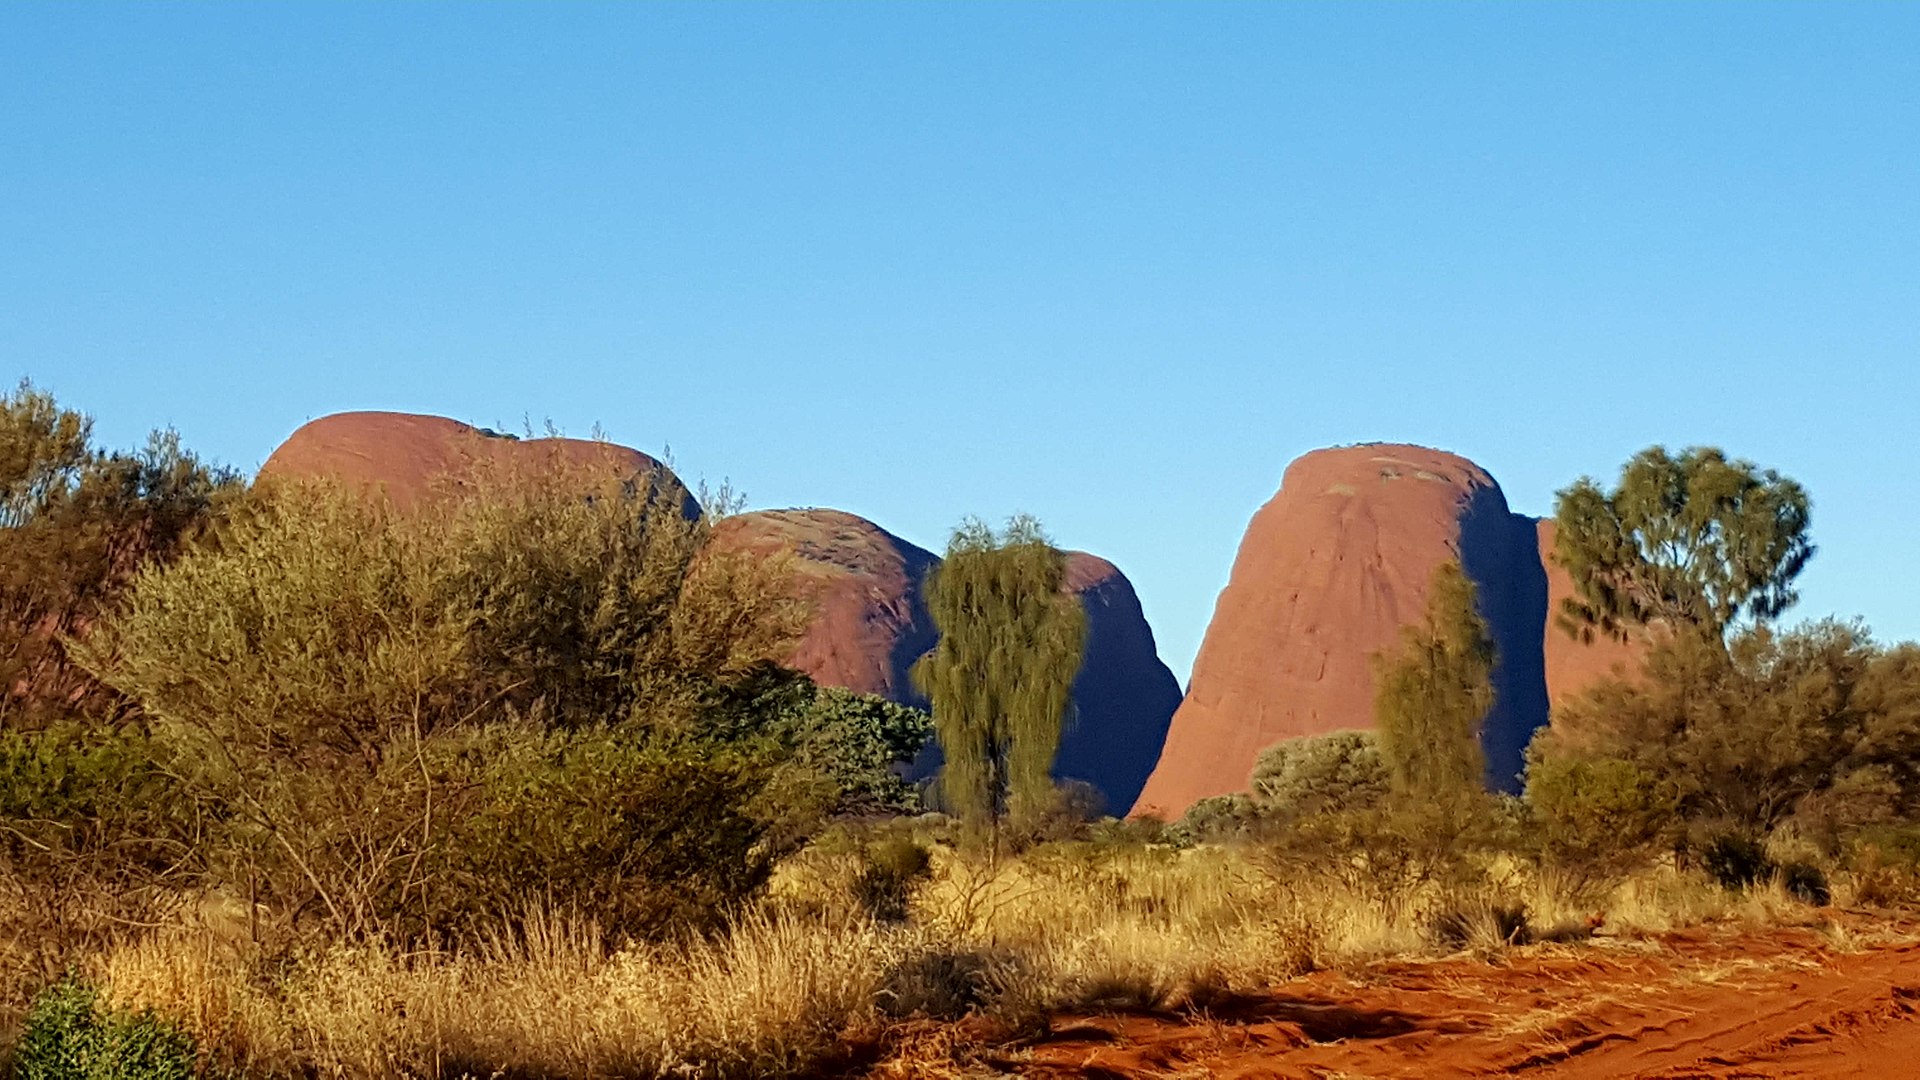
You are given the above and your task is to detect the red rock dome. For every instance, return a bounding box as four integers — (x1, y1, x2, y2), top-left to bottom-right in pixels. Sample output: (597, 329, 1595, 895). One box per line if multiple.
(259, 411, 687, 512)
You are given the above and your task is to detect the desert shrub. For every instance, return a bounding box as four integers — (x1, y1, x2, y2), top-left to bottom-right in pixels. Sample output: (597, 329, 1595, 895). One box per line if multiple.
(1250, 730, 1389, 819)
(0, 726, 201, 983)
(852, 836, 933, 922)
(1702, 833, 1774, 891)
(1084, 814, 1191, 850)
(0, 383, 235, 728)
(72, 467, 831, 944)
(1780, 861, 1830, 906)
(14, 977, 197, 1080)
(1540, 622, 1920, 845)
(1524, 753, 1675, 893)
(1178, 793, 1262, 841)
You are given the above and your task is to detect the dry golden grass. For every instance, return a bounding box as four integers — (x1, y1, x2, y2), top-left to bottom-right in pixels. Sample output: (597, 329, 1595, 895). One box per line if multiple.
(6, 838, 1860, 1079)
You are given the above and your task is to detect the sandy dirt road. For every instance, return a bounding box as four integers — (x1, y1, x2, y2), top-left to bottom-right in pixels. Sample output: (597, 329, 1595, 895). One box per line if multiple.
(1000, 925, 1920, 1079)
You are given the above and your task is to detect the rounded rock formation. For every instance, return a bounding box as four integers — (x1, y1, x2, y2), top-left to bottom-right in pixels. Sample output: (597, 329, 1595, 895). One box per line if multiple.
(259, 411, 692, 514)
(1132, 444, 1551, 819)
(709, 508, 939, 704)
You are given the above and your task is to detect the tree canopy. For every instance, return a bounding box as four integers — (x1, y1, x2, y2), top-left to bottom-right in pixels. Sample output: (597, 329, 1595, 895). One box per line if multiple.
(1373, 560, 1495, 802)
(1552, 445, 1813, 643)
(0, 380, 237, 726)
(912, 514, 1086, 839)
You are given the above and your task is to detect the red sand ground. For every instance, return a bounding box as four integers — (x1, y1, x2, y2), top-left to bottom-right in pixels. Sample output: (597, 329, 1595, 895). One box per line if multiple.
(980, 924, 1920, 1078)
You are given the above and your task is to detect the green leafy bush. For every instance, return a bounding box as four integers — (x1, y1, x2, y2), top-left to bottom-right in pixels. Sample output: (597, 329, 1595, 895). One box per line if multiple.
(1251, 730, 1389, 820)
(1524, 754, 1675, 891)
(15, 977, 197, 1080)
(772, 684, 933, 816)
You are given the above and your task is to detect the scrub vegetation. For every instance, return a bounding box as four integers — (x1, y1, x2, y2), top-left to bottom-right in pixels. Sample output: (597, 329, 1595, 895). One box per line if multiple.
(7, 381, 1920, 1078)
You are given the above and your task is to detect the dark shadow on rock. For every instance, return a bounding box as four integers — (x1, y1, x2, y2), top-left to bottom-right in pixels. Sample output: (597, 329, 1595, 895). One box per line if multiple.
(883, 538, 940, 712)
(1054, 570, 1184, 815)
(899, 558, 1181, 817)
(1456, 488, 1551, 793)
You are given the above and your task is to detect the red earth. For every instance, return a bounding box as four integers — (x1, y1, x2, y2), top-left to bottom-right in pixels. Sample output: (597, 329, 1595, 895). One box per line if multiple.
(991, 922, 1920, 1078)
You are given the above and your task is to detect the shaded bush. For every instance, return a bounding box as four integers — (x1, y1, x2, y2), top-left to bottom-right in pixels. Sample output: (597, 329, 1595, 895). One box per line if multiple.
(15, 977, 197, 1080)
(1424, 898, 1531, 952)
(1781, 861, 1831, 906)
(1703, 833, 1774, 892)
(852, 836, 933, 922)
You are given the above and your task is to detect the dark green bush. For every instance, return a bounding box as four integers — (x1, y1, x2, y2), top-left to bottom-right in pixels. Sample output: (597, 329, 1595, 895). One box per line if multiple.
(1780, 861, 1831, 906)
(0, 726, 201, 983)
(1703, 833, 1775, 891)
(14, 977, 197, 1080)
(1523, 754, 1675, 892)
(435, 725, 823, 943)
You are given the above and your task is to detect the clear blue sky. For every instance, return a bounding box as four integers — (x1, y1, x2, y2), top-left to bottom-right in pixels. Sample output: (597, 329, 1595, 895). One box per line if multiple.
(7, 4, 1917, 682)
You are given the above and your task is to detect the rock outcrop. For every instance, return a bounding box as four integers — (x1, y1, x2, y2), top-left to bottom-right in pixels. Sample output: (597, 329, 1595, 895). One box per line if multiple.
(259, 411, 693, 514)
(710, 508, 939, 704)
(1132, 445, 1548, 818)
(722, 510, 1182, 814)
(1057, 553, 1186, 814)
(1130, 444, 1648, 820)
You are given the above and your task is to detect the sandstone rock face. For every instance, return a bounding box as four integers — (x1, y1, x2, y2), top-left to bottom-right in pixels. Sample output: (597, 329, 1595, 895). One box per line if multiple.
(710, 509, 939, 704)
(1131, 444, 1554, 819)
(723, 510, 1182, 814)
(1537, 519, 1646, 705)
(259, 412, 692, 513)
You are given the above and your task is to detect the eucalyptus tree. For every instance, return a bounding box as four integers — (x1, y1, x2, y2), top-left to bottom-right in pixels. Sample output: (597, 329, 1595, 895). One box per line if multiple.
(1552, 446, 1813, 644)
(913, 514, 1086, 842)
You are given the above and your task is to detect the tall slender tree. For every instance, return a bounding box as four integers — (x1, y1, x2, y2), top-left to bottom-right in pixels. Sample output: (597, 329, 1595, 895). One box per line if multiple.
(913, 514, 1086, 841)
(1374, 560, 1495, 801)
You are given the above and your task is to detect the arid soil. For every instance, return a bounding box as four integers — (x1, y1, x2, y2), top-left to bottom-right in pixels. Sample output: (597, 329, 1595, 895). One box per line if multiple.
(995, 923, 1920, 1078)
